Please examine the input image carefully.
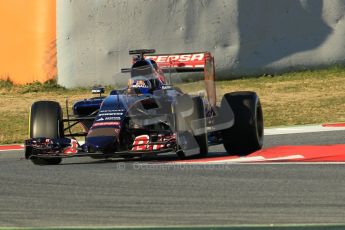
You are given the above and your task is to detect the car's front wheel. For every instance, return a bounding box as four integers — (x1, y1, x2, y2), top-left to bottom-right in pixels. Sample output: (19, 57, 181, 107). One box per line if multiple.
(27, 101, 64, 165)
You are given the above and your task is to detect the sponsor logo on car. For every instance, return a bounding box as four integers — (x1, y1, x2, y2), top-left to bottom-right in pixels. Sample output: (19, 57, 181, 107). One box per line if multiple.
(99, 109, 125, 113)
(145, 53, 205, 68)
(93, 122, 121, 127)
(104, 117, 121, 121)
(96, 116, 121, 122)
(146, 53, 205, 62)
(131, 135, 149, 151)
(98, 113, 123, 116)
(131, 134, 165, 151)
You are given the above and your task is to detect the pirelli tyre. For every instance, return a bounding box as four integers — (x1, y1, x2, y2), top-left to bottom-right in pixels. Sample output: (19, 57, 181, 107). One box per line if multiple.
(174, 95, 208, 158)
(26, 101, 64, 165)
(220, 91, 264, 156)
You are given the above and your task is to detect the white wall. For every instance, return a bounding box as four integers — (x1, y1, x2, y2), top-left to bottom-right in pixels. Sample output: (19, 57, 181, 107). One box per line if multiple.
(57, 0, 345, 87)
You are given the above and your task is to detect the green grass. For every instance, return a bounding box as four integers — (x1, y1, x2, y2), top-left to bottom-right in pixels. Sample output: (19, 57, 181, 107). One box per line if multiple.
(1, 66, 345, 144)
(17, 79, 66, 93)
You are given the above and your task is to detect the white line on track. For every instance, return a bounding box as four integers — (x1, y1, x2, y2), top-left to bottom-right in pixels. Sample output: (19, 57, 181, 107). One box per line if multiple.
(138, 161, 345, 166)
(264, 124, 345, 135)
(0, 149, 22, 152)
(236, 162, 345, 165)
(160, 155, 305, 164)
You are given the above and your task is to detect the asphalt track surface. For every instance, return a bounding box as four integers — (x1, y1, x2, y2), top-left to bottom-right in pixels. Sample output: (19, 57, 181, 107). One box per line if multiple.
(1, 130, 345, 227)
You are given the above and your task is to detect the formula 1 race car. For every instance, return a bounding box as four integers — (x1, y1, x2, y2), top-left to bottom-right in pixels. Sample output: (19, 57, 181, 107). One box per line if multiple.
(24, 49, 264, 165)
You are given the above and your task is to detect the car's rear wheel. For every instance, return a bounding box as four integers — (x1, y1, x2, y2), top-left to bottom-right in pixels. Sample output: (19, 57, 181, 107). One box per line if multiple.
(174, 95, 208, 158)
(220, 91, 264, 156)
(27, 101, 64, 165)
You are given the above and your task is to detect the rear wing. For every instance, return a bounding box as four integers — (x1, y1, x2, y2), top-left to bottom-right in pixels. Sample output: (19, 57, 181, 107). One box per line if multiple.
(122, 50, 217, 107)
(145, 52, 207, 72)
(148, 51, 216, 107)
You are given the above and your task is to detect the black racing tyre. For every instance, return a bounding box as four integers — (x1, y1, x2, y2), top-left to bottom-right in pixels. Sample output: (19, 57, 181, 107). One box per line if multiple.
(28, 101, 64, 165)
(174, 95, 208, 158)
(221, 91, 264, 156)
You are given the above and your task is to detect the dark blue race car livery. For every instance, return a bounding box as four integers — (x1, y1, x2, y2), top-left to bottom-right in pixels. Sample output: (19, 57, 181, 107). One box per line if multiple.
(25, 49, 264, 165)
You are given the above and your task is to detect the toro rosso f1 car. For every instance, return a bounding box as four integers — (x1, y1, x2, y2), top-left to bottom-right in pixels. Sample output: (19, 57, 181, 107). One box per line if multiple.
(25, 49, 264, 165)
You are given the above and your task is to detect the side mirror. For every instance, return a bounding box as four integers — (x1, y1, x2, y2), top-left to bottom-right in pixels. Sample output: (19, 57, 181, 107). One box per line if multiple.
(92, 86, 105, 97)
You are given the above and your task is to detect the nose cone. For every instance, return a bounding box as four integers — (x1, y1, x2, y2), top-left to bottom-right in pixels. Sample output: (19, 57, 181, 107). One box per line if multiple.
(85, 136, 117, 153)
(86, 127, 119, 153)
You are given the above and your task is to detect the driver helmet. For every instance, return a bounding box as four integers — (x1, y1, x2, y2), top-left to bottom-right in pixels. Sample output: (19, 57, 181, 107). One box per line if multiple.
(130, 59, 164, 91)
(128, 78, 152, 94)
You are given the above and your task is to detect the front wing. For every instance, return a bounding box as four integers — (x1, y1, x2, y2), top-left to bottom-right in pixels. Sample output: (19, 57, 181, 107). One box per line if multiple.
(25, 137, 175, 160)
